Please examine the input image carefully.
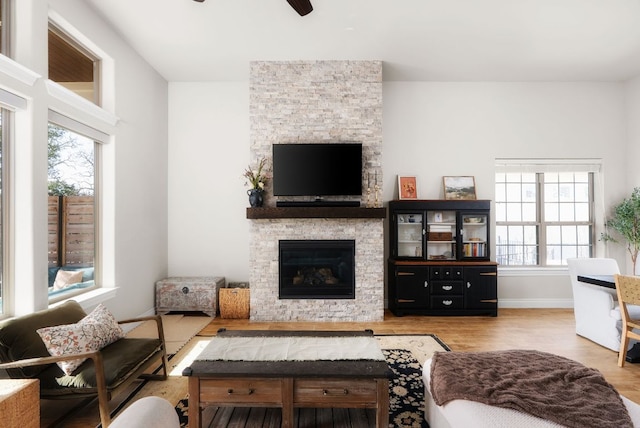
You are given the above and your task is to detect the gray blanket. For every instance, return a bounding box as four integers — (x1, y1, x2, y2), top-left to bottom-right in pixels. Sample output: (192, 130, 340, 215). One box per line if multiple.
(430, 350, 633, 428)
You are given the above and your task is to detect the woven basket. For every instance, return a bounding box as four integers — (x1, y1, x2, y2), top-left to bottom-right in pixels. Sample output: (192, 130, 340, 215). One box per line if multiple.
(219, 288, 250, 319)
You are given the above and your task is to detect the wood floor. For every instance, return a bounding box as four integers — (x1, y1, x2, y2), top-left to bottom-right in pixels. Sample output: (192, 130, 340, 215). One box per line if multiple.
(45, 308, 640, 427)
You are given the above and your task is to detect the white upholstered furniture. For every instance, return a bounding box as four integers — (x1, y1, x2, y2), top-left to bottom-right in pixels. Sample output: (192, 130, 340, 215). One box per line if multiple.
(567, 257, 640, 351)
(423, 358, 640, 427)
(110, 396, 179, 428)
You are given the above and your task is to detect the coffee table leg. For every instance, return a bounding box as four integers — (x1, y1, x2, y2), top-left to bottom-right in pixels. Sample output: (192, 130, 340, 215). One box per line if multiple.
(376, 378, 389, 428)
(188, 377, 201, 428)
(282, 378, 294, 428)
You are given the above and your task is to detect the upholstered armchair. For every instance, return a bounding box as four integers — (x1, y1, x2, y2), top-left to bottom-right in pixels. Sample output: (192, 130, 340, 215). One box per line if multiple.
(567, 258, 640, 351)
(0, 300, 168, 427)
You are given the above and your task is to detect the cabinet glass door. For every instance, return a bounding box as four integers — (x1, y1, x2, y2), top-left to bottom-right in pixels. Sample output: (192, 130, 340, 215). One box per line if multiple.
(461, 212, 489, 259)
(396, 212, 424, 258)
(426, 210, 456, 261)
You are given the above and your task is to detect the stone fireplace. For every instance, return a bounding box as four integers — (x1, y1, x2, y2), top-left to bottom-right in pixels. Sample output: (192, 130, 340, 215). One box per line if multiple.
(248, 215, 384, 322)
(248, 60, 383, 322)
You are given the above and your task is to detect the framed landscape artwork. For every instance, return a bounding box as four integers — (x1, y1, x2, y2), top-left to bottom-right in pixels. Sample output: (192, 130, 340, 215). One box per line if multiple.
(398, 176, 418, 200)
(443, 176, 477, 200)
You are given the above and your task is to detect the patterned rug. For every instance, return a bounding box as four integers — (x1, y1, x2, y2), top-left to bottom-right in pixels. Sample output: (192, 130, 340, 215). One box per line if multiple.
(175, 334, 450, 428)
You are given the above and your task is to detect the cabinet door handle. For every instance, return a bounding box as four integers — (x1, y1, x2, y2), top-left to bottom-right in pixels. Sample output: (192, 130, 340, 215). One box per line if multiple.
(424, 281, 429, 288)
(442, 300, 453, 306)
(467, 282, 472, 288)
(481, 299, 498, 303)
(398, 272, 415, 276)
(398, 299, 415, 303)
(480, 272, 497, 276)
(442, 285, 452, 291)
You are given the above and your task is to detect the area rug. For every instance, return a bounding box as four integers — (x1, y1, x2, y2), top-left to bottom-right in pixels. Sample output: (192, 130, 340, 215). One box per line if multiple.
(125, 314, 212, 354)
(174, 334, 450, 428)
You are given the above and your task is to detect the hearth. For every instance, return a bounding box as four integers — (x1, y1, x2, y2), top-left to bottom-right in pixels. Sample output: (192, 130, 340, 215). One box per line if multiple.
(279, 239, 355, 299)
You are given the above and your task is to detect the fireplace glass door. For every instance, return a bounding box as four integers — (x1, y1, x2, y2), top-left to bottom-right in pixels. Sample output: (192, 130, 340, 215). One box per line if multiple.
(279, 240, 355, 299)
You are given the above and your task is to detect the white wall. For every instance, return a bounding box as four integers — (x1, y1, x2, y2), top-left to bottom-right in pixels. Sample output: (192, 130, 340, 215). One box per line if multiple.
(1, 0, 170, 319)
(625, 77, 640, 275)
(168, 80, 632, 307)
(167, 83, 250, 283)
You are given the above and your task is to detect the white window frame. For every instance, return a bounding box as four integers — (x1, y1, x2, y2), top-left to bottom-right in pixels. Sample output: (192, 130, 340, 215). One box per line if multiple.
(495, 158, 604, 269)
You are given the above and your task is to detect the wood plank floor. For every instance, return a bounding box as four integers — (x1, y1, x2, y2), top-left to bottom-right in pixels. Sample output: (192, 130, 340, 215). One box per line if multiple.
(47, 308, 640, 427)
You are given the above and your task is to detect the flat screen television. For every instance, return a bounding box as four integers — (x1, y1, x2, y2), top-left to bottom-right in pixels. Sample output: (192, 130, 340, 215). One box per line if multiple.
(272, 143, 362, 203)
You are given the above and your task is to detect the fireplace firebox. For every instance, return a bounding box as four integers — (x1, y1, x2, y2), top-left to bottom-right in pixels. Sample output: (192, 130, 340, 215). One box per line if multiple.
(279, 240, 355, 299)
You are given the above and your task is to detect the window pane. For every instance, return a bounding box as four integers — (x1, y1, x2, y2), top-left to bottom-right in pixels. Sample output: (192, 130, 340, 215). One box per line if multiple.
(547, 225, 561, 245)
(522, 183, 536, 202)
(48, 124, 95, 299)
(544, 183, 559, 202)
(522, 202, 537, 222)
(559, 203, 575, 221)
(506, 203, 522, 222)
(562, 225, 577, 245)
(495, 183, 506, 202)
(506, 183, 522, 202)
(495, 202, 506, 222)
(48, 26, 99, 105)
(575, 182, 589, 202)
(545, 202, 558, 221)
(559, 183, 574, 202)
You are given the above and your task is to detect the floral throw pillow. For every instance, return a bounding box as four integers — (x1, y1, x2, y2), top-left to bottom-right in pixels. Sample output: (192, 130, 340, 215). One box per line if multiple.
(36, 303, 125, 375)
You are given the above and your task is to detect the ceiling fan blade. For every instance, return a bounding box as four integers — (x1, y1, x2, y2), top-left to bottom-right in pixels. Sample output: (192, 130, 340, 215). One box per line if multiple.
(286, 0, 313, 16)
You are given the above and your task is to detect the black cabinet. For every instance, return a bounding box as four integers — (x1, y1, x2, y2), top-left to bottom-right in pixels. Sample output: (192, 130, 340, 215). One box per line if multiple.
(388, 200, 498, 317)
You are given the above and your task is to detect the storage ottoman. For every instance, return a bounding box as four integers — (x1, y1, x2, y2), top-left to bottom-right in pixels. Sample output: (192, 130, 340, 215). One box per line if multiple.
(155, 276, 225, 317)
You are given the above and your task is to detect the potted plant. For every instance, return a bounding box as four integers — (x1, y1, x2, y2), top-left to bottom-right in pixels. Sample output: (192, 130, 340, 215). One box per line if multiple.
(243, 157, 269, 207)
(601, 187, 640, 275)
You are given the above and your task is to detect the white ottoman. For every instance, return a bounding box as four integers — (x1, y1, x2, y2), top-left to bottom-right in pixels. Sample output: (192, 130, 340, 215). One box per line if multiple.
(110, 396, 179, 428)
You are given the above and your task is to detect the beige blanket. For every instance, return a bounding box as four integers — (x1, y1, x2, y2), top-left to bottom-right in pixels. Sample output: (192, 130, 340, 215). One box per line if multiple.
(196, 336, 385, 361)
(430, 350, 633, 428)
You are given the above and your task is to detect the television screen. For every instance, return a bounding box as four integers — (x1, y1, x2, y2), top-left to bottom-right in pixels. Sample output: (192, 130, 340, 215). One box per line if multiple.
(272, 143, 362, 197)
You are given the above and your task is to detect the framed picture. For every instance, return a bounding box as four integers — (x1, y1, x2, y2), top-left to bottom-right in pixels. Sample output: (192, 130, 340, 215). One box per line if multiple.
(443, 176, 477, 200)
(398, 176, 418, 200)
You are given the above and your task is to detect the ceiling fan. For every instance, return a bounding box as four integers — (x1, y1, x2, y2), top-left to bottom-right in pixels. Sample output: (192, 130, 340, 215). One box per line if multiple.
(192, 0, 313, 16)
(286, 0, 313, 16)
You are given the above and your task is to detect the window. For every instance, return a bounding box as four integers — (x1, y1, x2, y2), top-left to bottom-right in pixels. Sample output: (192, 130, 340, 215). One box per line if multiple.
(47, 122, 97, 301)
(0, 0, 12, 57)
(0, 110, 5, 314)
(48, 24, 100, 105)
(495, 160, 599, 267)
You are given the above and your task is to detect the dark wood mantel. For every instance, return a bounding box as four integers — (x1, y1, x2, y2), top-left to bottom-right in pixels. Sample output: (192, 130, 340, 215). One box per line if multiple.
(246, 206, 387, 219)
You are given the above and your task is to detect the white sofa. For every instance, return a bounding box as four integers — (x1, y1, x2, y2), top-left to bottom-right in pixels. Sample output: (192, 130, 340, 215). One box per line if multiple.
(423, 358, 640, 427)
(567, 257, 640, 351)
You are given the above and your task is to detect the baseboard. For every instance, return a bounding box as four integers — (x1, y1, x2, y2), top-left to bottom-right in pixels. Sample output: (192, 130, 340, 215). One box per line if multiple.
(498, 298, 574, 308)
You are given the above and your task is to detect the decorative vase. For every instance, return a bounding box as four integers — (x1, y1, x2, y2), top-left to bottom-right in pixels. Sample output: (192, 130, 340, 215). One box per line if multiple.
(247, 188, 264, 207)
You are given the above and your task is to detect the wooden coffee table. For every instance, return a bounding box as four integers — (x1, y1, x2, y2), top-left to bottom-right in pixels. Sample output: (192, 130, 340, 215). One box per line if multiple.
(183, 329, 391, 428)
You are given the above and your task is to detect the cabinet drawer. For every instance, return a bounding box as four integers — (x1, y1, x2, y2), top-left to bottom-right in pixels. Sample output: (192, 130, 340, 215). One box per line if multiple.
(294, 379, 377, 406)
(430, 267, 463, 280)
(199, 378, 282, 405)
(430, 281, 463, 295)
(431, 296, 464, 309)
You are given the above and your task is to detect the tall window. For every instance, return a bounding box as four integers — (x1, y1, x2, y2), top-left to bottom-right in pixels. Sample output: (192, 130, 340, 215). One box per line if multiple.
(0, 0, 12, 57)
(495, 161, 597, 267)
(0, 110, 5, 314)
(47, 123, 96, 301)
